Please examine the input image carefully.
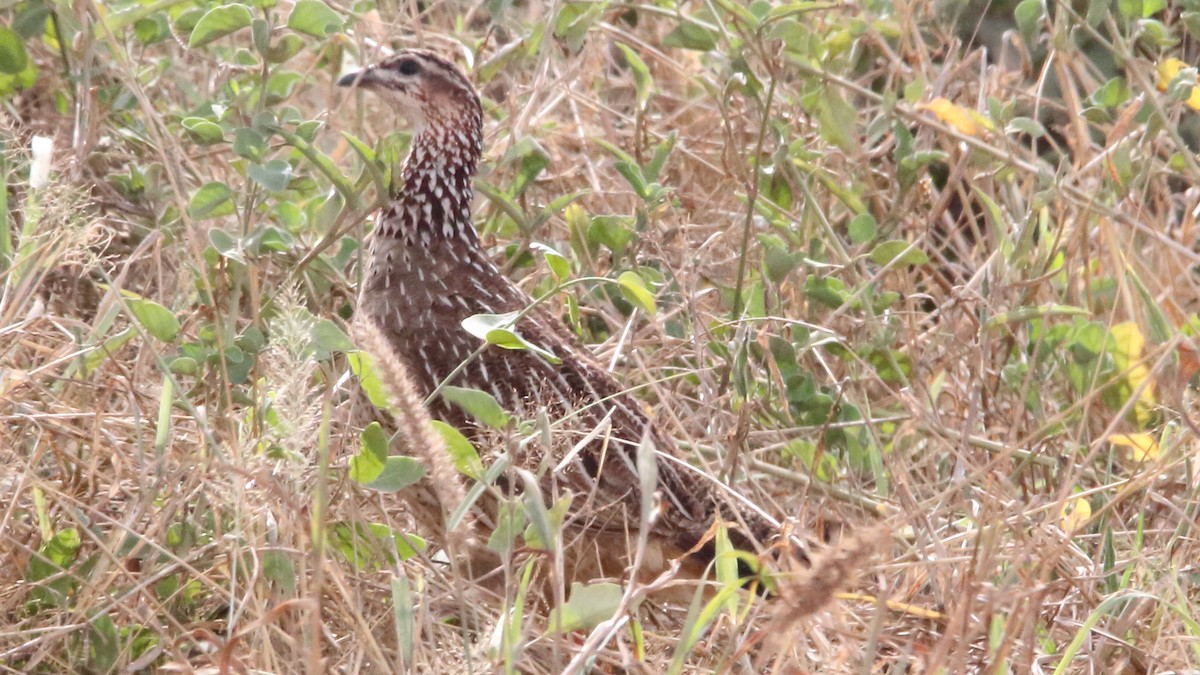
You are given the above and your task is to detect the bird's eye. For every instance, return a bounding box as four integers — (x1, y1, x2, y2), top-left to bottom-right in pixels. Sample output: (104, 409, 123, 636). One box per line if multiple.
(397, 59, 421, 76)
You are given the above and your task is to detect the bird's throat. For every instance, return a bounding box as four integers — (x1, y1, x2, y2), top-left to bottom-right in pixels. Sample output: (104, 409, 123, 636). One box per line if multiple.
(375, 124, 482, 248)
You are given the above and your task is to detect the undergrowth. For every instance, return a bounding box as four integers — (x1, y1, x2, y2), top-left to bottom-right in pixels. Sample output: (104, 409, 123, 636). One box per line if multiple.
(2, 0, 1199, 672)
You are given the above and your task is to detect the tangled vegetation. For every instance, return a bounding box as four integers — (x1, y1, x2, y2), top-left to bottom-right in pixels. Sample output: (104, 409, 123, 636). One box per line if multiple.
(2, 0, 1199, 671)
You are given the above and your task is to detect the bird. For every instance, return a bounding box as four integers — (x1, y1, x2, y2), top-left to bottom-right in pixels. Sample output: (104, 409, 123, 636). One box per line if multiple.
(338, 49, 798, 584)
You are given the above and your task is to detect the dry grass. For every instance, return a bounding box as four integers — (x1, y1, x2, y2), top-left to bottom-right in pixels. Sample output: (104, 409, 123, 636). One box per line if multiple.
(2, 0, 1199, 672)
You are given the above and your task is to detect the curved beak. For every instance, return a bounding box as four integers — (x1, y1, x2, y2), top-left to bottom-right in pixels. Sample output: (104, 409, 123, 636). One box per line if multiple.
(337, 67, 380, 88)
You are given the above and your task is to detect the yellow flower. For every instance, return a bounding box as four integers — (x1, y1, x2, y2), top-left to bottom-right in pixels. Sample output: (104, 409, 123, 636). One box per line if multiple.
(919, 98, 994, 136)
(1060, 496, 1092, 532)
(1110, 322, 1155, 427)
(1156, 58, 1200, 111)
(1109, 433, 1160, 463)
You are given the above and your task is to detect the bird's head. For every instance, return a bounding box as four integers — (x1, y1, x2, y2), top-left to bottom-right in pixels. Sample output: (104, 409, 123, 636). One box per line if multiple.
(338, 49, 480, 131)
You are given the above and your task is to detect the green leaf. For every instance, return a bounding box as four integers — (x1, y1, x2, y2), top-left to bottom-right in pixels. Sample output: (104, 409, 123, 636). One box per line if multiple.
(762, 242, 800, 283)
(264, 33, 304, 63)
(389, 529, 426, 560)
(361, 421, 388, 462)
(0, 27, 29, 75)
(88, 613, 118, 673)
(500, 137, 550, 197)
(188, 182, 234, 220)
(587, 216, 634, 255)
(478, 184, 529, 231)
(274, 126, 359, 209)
(643, 131, 677, 183)
(553, 1, 603, 53)
(287, 0, 344, 37)
(663, 21, 718, 51)
(128, 298, 180, 342)
(1087, 0, 1112, 24)
(614, 43, 653, 108)
(487, 501, 525, 554)
(1090, 77, 1131, 109)
(517, 469, 555, 552)
(815, 88, 858, 152)
(233, 127, 266, 161)
(535, 189, 591, 231)
(188, 4, 252, 48)
(168, 356, 198, 375)
(341, 131, 388, 197)
(441, 385, 511, 429)
(367, 457, 426, 492)
(392, 577, 414, 663)
(618, 270, 657, 316)
(804, 276, 850, 309)
(311, 319, 355, 352)
(613, 161, 648, 199)
(592, 137, 638, 167)
(182, 117, 224, 145)
(1014, 0, 1042, 46)
(461, 311, 560, 362)
(549, 581, 623, 633)
(714, 524, 739, 615)
(431, 420, 484, 479)
(208, 228, 244, 263)
(448, 457, 509, 532)
(529, 242, 570, 281)
(348, 351, 390, 408)
(869, 240, 929, 266)
(11, 3, 49, 39)
(0, 53, 36, 96)
(247, 160, 293, 192)
(262, 550, 296, 595)
(847, 213, 877, 244)
(349, 422, 388, 483)
(669, 582, 745, 672)
(1006, 117, 1047, 138)
(1117, 0, 1141, 18)
(84, 328, 137, 375)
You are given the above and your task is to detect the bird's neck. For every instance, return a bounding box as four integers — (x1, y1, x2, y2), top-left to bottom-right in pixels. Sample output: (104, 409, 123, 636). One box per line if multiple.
(378, 119, 482, 248)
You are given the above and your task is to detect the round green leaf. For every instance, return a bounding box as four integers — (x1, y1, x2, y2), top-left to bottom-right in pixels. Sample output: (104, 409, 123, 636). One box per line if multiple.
(134, 15, 172, 45)
(869, 240, 929, 267)
(440, 385, 511, 430)
(662, 21, 717, 51)
(349, 446, 384, 484)
(168, 356, 199, 375)
(617, 270, 657, 316)
(847, 213, 877, 244)
(431, 420, 484, 479)
(247, 160, 293, 192)
(233, 127, 266, 161)
(360, 421, 388, 463)
(182, 117, 224, 145)
(0, 27, 29, 75)
(0, 56, 36, 96)
(348, 351, 390, 409)
(349, 422, 388, 484)
(549, 582, 623, 633)
(188, 4, 253, 48)
(188, 182, 234, 220)
(287, 0, 344, 37)
(128, 298, 180, 342)
(462, 311, 561, 362)
(311, 319, 356, 353)
(367, 457, 426, 493)
(208, 228, 244, 262)
(264, 34, 304, 64)
(530, 242, 570, 281)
